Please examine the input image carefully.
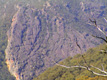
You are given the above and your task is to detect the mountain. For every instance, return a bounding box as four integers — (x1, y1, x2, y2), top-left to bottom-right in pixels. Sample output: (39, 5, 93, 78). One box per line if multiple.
(0, 0, 107, 80)
(33, 43, 107, 80)
(4, 0, 107, 80)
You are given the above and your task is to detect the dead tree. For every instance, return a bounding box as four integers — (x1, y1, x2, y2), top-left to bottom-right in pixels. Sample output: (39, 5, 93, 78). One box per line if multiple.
(54, 18, 107, 76)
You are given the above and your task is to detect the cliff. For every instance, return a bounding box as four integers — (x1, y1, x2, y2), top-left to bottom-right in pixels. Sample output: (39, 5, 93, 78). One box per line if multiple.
(5, 1, 107, 80)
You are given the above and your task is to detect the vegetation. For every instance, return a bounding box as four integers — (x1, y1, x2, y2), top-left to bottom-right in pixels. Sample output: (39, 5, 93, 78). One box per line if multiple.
(0, 0, 107, 79)
(33, 43, 107, 80)
(0, 25, 15, 80)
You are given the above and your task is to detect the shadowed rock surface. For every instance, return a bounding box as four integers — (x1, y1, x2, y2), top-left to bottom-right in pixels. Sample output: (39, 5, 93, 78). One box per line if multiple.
(5, 1, 107, 80)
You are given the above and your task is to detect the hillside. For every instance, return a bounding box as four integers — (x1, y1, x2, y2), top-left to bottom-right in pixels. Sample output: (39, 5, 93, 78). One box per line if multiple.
(0, 0, 107, 80)
(33, 43, 107, 80)
(4, 0, 107, 80)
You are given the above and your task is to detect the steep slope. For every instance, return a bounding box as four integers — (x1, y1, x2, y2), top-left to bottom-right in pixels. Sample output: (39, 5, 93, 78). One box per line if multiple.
(5, 1, 107, 80)
(0, 0, 49, 79)
(33, 43, 107, 80)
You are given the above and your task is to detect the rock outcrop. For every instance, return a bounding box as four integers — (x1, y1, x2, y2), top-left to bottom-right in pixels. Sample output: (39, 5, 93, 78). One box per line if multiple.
(5, 1, 107, 80)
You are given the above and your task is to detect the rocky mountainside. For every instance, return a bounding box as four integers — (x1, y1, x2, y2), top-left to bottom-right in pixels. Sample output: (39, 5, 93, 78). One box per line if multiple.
(5, 0, 107, 80)
(0, 0, 50, 80)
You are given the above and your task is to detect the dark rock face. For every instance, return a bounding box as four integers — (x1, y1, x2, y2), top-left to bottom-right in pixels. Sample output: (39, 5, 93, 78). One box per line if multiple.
(5, 1, 107, 80)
